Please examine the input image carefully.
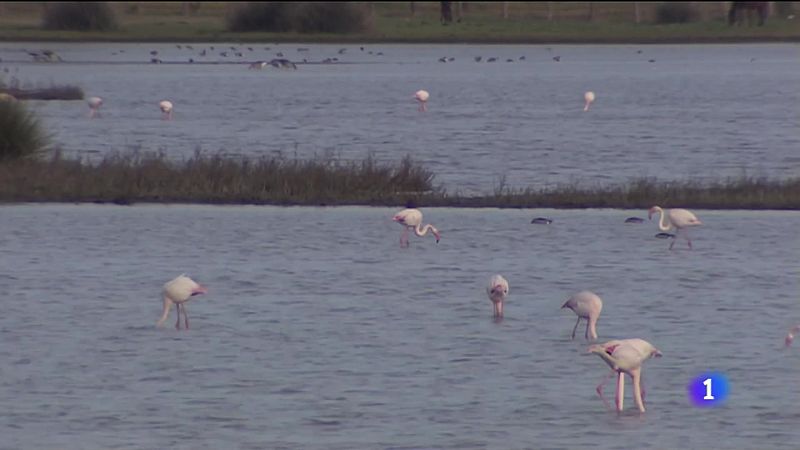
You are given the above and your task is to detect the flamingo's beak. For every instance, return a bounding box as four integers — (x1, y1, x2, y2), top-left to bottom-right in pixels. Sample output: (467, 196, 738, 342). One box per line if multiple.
(648, 210, 654, 220)
(434, 232, 440, 243)
(653, 349, 663, 358)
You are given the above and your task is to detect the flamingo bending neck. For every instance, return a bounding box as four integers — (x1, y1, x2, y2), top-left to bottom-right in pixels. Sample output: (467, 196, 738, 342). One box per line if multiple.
(649, 206, 672, 232)
(413, 223, 438, 238)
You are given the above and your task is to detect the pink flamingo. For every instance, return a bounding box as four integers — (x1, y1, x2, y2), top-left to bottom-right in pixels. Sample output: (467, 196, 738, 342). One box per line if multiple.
(87, 96, 103, 118)
(487, 274, 509, 318)
(414, 90, 429, 112)
(583, 91, 595, 111)
(392, 208, 440, 248)
(786, 324, 800, 347)
(156, 274, 208, 330)
(588, 339, 662, 413)
(648, 206, 703, 250)
(561, 290, 603, 340)
(159, 100, 174, 120)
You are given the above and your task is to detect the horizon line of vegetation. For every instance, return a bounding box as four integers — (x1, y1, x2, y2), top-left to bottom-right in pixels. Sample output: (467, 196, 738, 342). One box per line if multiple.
(1, 150, 797, 210)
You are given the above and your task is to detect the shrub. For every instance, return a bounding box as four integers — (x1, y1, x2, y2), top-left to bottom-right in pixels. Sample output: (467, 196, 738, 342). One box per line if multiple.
(0, 101, 48, 162)
(42, 2, 119, 31)
(227, 2, 368, 33)
(655, 2, 695, 24)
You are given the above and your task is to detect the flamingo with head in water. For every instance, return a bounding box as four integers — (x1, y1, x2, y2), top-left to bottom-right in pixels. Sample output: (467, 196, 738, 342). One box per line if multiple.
(786, 324, 800, 347)
(87, 96, 103, 118)
(562, 290, 603, 340)
(648, 206, 702, 250)
(583, 91, 595, 111)
(156, 274, 208, 330)
(487, 275, 509, 318)
(414, 90, 429, 112)
(159, 100, 174, 120)
(588, 338, 662, 413)
(392, 208, 440, 248)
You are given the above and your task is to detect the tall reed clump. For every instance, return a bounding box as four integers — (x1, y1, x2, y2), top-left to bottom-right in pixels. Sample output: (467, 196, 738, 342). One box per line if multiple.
(0, 100, 49, 162)
(0, 151, 436, 204)
(41, 2, 119, 31)
(227, 2, 369, 33)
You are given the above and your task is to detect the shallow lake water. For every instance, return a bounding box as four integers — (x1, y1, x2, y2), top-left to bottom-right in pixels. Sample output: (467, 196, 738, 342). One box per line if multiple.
(0, 42, 798, 194)
(0, 204, 798, 449)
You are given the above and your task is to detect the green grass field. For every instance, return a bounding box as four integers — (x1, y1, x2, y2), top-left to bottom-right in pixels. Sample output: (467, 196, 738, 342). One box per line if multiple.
(0, 1, 797, 43)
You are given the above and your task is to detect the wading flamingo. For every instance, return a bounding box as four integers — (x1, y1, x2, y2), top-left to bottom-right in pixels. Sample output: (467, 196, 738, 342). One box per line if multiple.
(87, 96, 103, 118)
(648, 206, 702, 250)
(392, 208, 440, 248)
(583, 91, 595, 111)
(487, 275, 509, 318)
(786, 324, 800, 347)
(589, 339, 662, 413)
(414, 90, 429, 112)
(156, 274, 208, 330)
(159, 100, 174, 120)
(561, 290, 603, 340)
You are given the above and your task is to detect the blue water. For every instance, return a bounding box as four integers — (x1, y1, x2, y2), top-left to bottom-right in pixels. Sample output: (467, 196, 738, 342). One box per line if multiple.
(0, 205, 798, 449)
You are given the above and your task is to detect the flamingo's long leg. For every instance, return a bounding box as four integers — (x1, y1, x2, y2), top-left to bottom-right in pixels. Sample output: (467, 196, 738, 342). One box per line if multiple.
(400, 228, 410, 248)
(595, 370, 615, 411)
(175, 303, 181, 329)
(631, 370, 645, 412)
(183, 304, 189, 329)
(616, 372, 625, 412)
(585, 320, 591, 340)
(571, 317, 581, 340)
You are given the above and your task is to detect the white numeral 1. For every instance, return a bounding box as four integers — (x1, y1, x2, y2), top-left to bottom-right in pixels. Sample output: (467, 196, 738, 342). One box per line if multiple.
(703, 378, 715, 400)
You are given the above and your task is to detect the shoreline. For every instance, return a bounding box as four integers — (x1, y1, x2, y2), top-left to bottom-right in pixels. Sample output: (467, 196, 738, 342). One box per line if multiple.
(1, 35, 798, 45)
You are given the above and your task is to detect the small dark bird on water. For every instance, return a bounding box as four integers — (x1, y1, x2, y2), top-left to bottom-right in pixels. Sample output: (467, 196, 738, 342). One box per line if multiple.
(625, 217, 645, 224)
(531, 218, 553, 225)
(519, 56, 526, 60)
(655, 232, 675, 239)
(648, 59, 656, 63)
(487, 57, 497, 62)
(474, 56, 482, 62)
(553, 56, 561, 62)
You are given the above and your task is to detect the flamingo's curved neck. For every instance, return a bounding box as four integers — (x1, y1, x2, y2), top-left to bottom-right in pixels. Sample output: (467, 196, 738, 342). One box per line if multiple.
(414, 224, 437, 237)
(593, 350, 620, 371)
(654, 208, 671, 231)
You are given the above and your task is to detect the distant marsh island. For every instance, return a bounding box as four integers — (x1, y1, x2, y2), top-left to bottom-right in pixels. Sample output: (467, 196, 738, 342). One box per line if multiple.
(0, 150, 797, 210)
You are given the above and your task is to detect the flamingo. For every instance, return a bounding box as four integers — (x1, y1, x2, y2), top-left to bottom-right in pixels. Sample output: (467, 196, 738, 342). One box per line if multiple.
(561, 290, 603, 340)
(87, 96, 103, 118)
(785, 324, 800, 347)
(487, 275, 509, 318)
(392, 208, 440, 248)
(648, 206, 702, 250)
(159, 100, 174, 120)
(583, 91, 595, 111)
(588, 339, 662, 413)
(414, 90, 429, 112)
(156, 274, 208, 330)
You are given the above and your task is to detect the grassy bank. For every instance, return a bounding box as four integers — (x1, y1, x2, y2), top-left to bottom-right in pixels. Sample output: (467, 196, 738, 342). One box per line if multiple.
(0, 152, 797, 209)
(0, 2, 798, 43)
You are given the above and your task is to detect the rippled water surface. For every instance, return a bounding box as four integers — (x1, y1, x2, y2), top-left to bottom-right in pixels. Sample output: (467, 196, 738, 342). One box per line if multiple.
(0, 205, 798, 449)
(0, 43, 798, 194)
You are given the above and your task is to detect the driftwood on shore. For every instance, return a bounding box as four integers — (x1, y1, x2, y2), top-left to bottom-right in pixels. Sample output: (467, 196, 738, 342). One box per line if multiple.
(0, 85, 84, 101)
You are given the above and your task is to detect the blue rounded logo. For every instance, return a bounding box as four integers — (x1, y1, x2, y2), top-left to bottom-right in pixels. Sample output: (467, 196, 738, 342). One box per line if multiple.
(687, 372, 729, 408)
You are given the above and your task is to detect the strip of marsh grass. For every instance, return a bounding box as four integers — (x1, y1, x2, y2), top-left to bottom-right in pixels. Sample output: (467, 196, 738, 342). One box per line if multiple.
(0, 150, 436, 205)
(0, 151, 797, 209)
